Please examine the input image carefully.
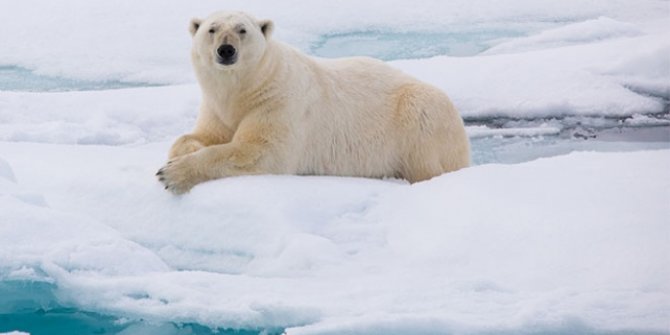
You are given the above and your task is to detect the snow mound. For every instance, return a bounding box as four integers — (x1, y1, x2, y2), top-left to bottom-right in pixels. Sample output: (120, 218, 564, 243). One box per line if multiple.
(396, 29, 669, 118)
(1, 143, 668, 333)
(483, 17, 642, 55)
(0, 85, 198, 145)
(596, 44, 670, 100)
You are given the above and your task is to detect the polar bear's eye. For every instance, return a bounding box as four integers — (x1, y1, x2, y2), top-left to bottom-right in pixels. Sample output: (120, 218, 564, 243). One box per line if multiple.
(208, 28, 215, 34)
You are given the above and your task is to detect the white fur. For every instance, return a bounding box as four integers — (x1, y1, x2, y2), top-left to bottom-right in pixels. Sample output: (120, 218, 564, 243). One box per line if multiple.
(158, 11, 470, 194)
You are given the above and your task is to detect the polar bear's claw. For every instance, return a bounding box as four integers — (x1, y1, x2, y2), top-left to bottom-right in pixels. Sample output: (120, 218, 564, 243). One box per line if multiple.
(156, 157, 199, 195)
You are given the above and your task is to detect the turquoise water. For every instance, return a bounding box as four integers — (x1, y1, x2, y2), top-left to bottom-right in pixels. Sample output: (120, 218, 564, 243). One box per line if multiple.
(0, 281, 282, 335)
(471, 130, 670, 165)
(468, 116, 670, 165)
(0, 66, 160, 92)
(0, 28, 523, 93)
(310, 28, 522, 60)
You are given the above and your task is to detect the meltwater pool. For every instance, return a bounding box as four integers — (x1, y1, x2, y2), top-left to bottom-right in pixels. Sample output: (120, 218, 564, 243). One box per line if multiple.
(310, 28, 523, 60)
(0, 281, 282, 335)
(0, 66, 160, 92)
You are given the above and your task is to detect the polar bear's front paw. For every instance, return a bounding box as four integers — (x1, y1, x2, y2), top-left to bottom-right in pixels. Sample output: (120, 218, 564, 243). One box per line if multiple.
(156, 156, 201, 195)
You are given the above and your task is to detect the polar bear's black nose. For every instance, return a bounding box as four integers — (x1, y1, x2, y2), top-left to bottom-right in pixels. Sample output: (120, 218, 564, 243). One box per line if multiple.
(217, 44, 237, 59)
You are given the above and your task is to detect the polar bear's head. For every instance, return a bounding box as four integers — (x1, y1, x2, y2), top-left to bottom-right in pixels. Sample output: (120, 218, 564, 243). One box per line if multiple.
(189, 11, 273, 71)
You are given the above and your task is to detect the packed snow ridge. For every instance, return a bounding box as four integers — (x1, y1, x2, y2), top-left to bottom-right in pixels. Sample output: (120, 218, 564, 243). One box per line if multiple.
(1, 144, 669, 333)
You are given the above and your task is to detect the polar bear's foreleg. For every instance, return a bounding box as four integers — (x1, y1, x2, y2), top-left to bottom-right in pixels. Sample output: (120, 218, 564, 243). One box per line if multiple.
(168, 113, 235, 159)
(157, 115, 287, 194)
(168, 134, 208, 159)
(157, 142, 265, 194)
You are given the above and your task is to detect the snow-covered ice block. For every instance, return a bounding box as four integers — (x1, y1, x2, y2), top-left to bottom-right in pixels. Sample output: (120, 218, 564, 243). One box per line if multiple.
(0, 156, 16, 183)
(0, 141, 668, 333)
(483, 17, 642, 55)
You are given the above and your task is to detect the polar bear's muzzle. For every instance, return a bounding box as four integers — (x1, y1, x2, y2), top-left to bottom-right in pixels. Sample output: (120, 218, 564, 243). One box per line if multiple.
(216, 44, 238, 65)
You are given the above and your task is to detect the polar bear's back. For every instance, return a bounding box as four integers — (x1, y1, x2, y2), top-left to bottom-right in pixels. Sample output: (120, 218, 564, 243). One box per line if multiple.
(291, 52, 469, 180)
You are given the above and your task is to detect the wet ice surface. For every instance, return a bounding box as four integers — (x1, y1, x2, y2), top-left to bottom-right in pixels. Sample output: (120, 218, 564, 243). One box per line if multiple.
(472, 130, 670, 165)
(468, 115, 670, 164)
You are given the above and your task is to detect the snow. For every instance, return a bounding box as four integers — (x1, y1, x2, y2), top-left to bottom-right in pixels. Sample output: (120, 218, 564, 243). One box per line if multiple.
(1, 0, 669, 334)
(482, 17, 643, 55)
(625, 113, 670, 127)
(0, 0, 668, 122)
(0, 85, 198, 145)
(398, 31, 669, 118)
(467, 125, 561, 138)
(1, 144, 669, 333)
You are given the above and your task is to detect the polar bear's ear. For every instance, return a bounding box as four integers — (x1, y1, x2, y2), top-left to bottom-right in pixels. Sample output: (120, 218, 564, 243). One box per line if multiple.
(258, 19, 274, 39)
(189, 18, 203, 37)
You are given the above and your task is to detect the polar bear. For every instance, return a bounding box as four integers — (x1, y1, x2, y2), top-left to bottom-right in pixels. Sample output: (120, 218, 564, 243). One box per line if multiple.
(157, 11, 470, 194)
